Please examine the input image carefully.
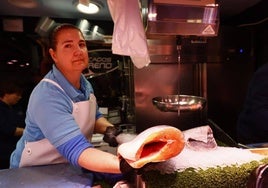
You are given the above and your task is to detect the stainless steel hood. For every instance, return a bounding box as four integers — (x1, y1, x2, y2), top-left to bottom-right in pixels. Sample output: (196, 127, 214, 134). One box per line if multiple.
(144, 0, 219, 36)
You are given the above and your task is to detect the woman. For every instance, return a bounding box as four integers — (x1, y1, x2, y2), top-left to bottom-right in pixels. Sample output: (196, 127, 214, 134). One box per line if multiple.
(10, 23, 131, 186)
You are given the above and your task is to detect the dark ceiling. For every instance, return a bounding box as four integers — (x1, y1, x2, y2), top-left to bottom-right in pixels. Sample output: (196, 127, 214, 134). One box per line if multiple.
(0, 0, 267, 25)
(0, 0, 267, 39)
(219, 0, 268, 26)
(0, 0, 112, 21)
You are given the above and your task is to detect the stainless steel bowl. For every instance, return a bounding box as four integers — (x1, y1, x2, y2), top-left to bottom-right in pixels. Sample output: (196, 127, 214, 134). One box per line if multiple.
(152, 95, 206, 112)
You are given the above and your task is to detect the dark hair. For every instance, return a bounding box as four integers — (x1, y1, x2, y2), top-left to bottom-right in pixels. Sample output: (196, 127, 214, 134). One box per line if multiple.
(0, 79, 23, 98)
(48, 23, 84, 50)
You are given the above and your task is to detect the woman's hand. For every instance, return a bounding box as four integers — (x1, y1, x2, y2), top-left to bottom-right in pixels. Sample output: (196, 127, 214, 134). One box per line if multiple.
(103, 126, 122, 147)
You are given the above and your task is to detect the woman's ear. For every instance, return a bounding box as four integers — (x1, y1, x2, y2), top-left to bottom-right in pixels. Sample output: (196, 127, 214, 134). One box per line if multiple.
(49, 48, 57, 63)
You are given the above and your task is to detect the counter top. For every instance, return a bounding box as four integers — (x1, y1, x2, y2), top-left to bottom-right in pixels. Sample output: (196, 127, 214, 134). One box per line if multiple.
(0, 163, 92, 188)
(0, 143, 118, 188)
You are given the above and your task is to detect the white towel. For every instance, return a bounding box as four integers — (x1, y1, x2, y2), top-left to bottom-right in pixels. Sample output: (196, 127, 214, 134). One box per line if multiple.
(107, 0, 151, 69)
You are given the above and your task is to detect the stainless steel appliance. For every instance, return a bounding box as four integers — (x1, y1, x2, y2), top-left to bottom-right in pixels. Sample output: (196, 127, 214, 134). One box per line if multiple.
(143, 0, 219, 36)
(135, 0, 219, 133)
(134, 36, 209, 133)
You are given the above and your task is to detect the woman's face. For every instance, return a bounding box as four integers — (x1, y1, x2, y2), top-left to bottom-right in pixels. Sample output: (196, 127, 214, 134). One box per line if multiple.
(49, 28, 88, 75)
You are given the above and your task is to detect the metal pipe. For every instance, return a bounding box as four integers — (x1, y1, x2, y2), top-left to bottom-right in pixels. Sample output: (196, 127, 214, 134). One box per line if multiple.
(177, 38, 182, 116)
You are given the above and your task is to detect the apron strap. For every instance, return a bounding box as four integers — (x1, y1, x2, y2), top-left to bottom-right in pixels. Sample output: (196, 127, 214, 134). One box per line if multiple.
(41, 78, 74, 105)
(41, 78, 64, 91)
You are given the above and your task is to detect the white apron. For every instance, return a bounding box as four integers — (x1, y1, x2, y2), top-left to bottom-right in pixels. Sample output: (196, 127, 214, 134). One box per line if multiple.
(19, 78, 96, 167)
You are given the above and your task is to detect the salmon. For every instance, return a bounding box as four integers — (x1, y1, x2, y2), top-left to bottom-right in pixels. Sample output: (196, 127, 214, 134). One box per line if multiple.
(117, 125, 185, 168)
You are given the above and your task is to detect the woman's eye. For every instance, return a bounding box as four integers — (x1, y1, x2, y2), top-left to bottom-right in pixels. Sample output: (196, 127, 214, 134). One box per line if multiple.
(79, 43, 86, 48)
(65, 44, 72, 48)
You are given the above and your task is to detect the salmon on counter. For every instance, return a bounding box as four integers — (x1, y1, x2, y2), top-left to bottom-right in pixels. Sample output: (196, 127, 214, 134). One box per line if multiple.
(117, 125, 185, 168)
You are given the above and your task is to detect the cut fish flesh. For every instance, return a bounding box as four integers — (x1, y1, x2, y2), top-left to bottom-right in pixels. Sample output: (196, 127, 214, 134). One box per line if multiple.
(117, 125, 185, 168)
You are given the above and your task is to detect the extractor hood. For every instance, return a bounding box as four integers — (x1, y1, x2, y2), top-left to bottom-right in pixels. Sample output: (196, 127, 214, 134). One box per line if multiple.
(144, 0, 219, 36)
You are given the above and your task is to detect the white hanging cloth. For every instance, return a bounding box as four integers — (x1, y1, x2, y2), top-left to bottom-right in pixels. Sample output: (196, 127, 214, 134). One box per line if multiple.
(107, 0, 151, 69)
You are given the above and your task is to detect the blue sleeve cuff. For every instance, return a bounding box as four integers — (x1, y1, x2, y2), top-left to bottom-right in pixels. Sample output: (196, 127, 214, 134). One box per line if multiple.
(57, 134, 93, 167)
(96, 112, 103, 119)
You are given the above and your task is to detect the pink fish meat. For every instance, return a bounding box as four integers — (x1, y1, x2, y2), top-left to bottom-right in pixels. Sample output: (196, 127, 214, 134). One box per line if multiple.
(117, 125, 185, 168)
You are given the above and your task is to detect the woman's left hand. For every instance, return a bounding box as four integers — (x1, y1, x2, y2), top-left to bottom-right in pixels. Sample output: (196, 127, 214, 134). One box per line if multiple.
(103, 126, 122, 147)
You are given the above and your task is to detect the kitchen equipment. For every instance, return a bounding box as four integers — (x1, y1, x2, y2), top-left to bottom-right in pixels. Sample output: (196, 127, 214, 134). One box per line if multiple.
(143, 0, 219, 36)
(152, 94, 206, 112)
(135, 0, 219, 133)
(134, 44, 208, 132)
